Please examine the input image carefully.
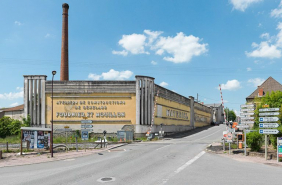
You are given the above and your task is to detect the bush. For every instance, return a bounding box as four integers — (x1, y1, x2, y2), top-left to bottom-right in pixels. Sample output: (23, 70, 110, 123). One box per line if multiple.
(269, 126, 282, 149)
(247, 131, 263, 152)
(0, 117, 12, 138)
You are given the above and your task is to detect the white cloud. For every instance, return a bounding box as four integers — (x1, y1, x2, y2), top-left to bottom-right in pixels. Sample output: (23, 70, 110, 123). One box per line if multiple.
(151, 61, 157, 65)
(112, 50, 128, 56)
(88, 73, 101, 80)
(113, 30, 208, 63)
(276, 22, 282, 47)
(246, 41, 281, 59)
(45, 33, 51, 38)
(14, 21, 22, 26)
(144, 30, 163, 45)
(160, 82, 168, 87)
(271, 1, 282, 18)
(88, 69, 133, 81)
(247, 67, 252, 71)
(248, 78, 265, 87)
(220, 80, 241, 91)
(10, 102, 19, 107)
(260, 33, 270, 40)
(230, 0, 263, 12)
(154, 32, 208, 63)
(0, 87, 23, 100)
(115, 33, 148, 55)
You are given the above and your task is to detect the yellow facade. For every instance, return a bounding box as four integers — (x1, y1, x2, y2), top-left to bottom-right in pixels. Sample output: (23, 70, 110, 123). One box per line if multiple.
(194, 109, 211, 127)
(45, 93, 136, 126)
(154, 97, 190, 126)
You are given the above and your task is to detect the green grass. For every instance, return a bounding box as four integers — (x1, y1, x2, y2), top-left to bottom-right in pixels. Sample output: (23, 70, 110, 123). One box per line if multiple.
(0, 135, 20, 144)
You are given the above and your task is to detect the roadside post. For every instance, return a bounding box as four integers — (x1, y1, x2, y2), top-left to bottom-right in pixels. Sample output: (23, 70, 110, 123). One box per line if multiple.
(240, 104, 255, 156)
(81, 117, 93, 151)
(259, 107, 280, 160)
(277, 137, 282, 162)
(103, 130, 107, 148)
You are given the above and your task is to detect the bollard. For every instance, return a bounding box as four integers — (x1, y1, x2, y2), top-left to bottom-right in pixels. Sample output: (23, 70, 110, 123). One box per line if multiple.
(6, 142, 8, 152)
(0, 150, 2, 159)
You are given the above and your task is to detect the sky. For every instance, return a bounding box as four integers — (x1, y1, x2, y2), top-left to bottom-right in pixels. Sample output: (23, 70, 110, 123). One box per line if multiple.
(1, 0, 282, 116)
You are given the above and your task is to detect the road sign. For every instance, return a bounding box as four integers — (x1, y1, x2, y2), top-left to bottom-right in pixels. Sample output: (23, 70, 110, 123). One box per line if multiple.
(241, 121, 254, 124)
(259, 112, 279, 116)
(259, 108, 279, 112)
(56, 128, 72, 132)
(227, 133, 233, 140)
(240, 113, 254, 116)
(81, 125, 93, 128)
(241, 117, 254, 120)
(84, 129, 93, 132)
(81, 120, 93, 124)
(259, 129, 279, 134)
(240, 108, 254, 112)
(81, 129, 89, 140)
(262, 104, 269, 108)
(237, 125, 250, 129)
(64, 126, 69, 128)
(259, 123, 279, 128)
(241, 104, 254, 108)
(259, 117, 279, 122)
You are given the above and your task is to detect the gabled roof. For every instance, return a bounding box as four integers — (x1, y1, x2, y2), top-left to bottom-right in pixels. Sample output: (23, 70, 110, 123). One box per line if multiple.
(3, 104, 24, 112)
(246, 77, 282, 99)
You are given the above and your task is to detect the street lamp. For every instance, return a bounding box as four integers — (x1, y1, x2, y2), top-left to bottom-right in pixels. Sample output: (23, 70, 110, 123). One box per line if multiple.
(51, 70, 56, 157)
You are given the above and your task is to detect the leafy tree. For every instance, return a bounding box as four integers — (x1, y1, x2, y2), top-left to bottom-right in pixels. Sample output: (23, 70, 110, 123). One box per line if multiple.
(254, 91, 282, 148)
(22, 115, 31, 127)
(0, 117, 12, 138)
(224, 108, 236, 122)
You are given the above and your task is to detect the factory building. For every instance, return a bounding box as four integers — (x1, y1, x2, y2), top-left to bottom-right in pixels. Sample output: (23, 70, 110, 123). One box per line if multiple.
(22, 3, 213, 136)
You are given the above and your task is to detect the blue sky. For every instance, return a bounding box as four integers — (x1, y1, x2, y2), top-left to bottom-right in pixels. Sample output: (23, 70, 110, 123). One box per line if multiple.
(1, 0, 282, 116)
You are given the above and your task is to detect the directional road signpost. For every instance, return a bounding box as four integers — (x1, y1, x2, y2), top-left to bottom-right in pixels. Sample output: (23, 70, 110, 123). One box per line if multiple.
(259, 123, 279, 128)
(259, 129, 279, 134)
(259, 117, 279, 122)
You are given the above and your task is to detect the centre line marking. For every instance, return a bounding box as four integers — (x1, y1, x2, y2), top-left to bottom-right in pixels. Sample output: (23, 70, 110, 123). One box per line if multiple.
(156, 145, 170, 150)
(174, 151, 205, 174)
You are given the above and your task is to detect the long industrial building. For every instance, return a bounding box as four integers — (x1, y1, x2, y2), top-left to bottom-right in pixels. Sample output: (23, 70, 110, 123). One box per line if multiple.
(22, 3, 213, 137)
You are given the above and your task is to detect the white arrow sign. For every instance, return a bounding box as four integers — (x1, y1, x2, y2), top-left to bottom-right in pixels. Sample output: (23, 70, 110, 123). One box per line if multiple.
(240, 108, 254, 112)
(259, 117, 279, 122)
(259, 108, 279, 112)
(259, 112, 279, 116)
(237, 125, 250, 129)
(259, 129, 279, 134)
(259, 123, 279, 128)
(241, 121, 254, 124)
(240, 113, 254, 116)
(241, 104, 254, 108)
(241, 117, 254, 120)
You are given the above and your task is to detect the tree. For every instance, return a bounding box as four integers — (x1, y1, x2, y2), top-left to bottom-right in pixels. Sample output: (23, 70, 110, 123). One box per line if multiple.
(254, 91, 282, 148)
(224, 108, 236, 122)
(0, 117, 12, 138)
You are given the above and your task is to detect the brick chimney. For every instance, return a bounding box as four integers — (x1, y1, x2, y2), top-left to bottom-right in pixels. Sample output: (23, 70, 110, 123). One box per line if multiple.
(258, 86, 263, 97)
(60, 3, 69, 81)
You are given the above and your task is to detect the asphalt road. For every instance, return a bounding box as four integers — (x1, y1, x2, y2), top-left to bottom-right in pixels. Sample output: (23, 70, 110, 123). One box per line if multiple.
(1, 125, 282, 185)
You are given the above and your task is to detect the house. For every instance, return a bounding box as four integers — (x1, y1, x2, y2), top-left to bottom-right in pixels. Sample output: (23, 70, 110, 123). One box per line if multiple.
(0, 104, 24, 121)
(246, 77, 282, 103)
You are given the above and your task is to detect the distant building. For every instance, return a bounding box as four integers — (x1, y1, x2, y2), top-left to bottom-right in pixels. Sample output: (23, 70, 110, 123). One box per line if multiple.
(205, 103, 224, 124)
(246, 77, 282, 103)
(0, 104, 24, 121)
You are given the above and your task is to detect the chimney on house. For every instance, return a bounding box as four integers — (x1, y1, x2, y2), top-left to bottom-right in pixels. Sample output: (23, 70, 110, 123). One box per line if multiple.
(60, 3, 69, 81)
(258, 86, 263, 97)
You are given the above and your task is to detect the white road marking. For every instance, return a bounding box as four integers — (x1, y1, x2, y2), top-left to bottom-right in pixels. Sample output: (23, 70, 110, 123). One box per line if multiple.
(174, 151, 205, 174)
(156, 145, 170, 150)
(63, 159, 75, 161)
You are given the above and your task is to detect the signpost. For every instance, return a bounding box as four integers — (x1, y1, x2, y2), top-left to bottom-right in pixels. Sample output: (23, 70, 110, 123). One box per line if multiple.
(259, 129, 279, 134)
(259, 112, 279, 116)
(259, 123, 279, 128)
(81, 125, 93, 128)
(259, 117, 279, 122)
(241, 121, 254, 124)
(241, 117, 254, 120)
(278, 137, 282, 162)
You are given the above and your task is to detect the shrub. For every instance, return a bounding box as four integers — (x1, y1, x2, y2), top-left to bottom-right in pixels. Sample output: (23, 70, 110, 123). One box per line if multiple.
(246, 131, 263, 152)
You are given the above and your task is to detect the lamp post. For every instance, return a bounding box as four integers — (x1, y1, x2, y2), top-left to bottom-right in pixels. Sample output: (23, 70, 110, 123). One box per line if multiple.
(51, 71, 56, 157)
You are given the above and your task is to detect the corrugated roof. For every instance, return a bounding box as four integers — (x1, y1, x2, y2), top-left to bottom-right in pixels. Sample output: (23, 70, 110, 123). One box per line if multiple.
(3, 104, 24, 112)
(246, 77, 282, 99)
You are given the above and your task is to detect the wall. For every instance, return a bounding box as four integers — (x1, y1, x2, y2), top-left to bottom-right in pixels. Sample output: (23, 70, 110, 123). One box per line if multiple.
(4, 111, 24, 121)
(45, 81, 136, 133)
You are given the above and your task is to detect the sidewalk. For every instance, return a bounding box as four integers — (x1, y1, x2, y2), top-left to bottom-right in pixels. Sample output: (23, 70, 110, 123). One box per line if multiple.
(206, 142, 282, 167)
(0, 143, 127, 168)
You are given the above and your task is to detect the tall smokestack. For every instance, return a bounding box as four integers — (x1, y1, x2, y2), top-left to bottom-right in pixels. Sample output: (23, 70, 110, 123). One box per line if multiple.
(60, 3, 69, 81)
